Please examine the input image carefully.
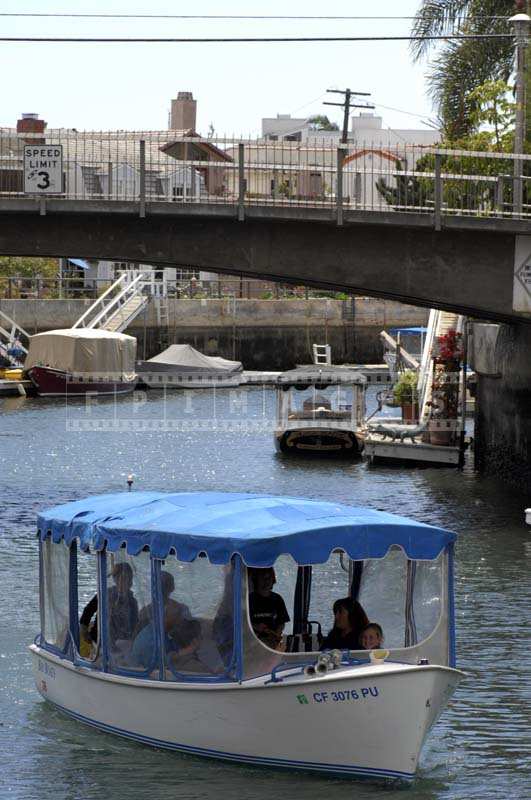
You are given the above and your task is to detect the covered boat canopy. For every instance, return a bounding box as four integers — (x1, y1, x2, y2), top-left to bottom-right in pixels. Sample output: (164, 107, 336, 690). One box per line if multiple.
(278, 366, 366, 387)
(38, 491, 455, 565)
(25, 328, 136, 374)
(145, 344, 242, 373)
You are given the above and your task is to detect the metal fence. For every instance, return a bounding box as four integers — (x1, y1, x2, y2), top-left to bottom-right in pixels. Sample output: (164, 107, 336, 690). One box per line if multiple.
(0, 275, 352, 301)
(1, 129, 530, 220)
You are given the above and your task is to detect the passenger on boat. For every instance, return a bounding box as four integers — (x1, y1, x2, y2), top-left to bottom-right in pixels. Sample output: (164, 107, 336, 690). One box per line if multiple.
(360, 622, 384, 650)
(79, 562, 139, 651)
(131, 607, 200, 672)
(248, 567, 290, 650)
(320, 597, 369, 651)
(135, 570, 191, 635)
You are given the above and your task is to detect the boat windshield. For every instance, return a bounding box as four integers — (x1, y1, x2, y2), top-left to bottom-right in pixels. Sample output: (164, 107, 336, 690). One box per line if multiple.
(241, 548, 448, 680)
(279, 385, 359, 423)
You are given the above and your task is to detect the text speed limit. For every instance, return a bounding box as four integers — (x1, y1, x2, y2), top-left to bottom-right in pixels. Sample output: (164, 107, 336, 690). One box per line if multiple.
(24, 145, 63, 194)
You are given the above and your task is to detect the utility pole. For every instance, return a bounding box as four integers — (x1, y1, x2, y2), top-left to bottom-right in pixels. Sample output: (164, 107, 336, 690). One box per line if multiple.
(324, 88, 374, 144)
(509, 10, 530, 214)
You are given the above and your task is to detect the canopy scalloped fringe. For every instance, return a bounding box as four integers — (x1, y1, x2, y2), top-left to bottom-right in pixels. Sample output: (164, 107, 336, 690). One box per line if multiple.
(37, 492, 455, 566)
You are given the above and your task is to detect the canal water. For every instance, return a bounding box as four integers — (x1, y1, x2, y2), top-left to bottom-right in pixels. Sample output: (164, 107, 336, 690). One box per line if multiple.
(0, 388, 529, 800)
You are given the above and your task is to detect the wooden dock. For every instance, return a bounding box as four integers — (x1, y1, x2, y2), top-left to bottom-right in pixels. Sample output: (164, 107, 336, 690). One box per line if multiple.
(363, 433, 462, 466)
(0, 379, 31, 397)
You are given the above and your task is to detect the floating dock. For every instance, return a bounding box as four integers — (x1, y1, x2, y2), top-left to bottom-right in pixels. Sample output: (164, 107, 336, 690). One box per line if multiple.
(363, 433, 462, 466)
(0, 378, 31, 397)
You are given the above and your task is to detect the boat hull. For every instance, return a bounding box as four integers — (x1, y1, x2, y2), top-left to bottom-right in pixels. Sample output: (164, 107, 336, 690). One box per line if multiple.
(31, 646, 462, 781)
(27, 366, 136, 397)
(275, 428, 363, 456)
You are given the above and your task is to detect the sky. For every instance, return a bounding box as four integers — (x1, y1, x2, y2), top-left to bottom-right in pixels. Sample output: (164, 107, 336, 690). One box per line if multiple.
(0, 0, 440, 135)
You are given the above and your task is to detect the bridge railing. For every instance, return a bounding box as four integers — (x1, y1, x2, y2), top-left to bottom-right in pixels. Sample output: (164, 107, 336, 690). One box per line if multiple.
(0, 129, 529, 221)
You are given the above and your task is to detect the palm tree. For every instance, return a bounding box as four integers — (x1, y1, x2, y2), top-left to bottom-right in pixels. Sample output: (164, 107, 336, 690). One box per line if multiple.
(411, 1, 525, 140)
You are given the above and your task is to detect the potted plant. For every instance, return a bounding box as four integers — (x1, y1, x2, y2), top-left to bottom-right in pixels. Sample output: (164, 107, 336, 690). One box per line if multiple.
(393, 369, 419, 423)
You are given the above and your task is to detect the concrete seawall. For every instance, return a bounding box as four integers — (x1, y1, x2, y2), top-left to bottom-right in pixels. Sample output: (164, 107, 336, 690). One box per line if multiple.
(1, 297, 428, 369)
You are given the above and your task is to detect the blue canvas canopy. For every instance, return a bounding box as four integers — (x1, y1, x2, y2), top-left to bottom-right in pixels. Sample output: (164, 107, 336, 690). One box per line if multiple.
(389, 327, 427, 335)
(37, 492, 455, 565)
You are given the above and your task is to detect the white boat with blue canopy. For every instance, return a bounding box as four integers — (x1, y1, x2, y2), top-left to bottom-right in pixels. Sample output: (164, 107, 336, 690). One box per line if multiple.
(32, 491, 464, 781)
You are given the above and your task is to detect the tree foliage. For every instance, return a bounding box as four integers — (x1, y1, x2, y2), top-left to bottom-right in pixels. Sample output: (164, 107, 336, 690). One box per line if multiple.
(0, 256, 59, 279)
(308, 115, 340, 131)
(411, 0, 519, 140)
(376, 80, 529, 212)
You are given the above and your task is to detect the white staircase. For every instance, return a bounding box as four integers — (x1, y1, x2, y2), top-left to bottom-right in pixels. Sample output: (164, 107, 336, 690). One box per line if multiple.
(0, 310, 30, 366)
(418, 310, 464, 422)
(72, 272, 149, 333)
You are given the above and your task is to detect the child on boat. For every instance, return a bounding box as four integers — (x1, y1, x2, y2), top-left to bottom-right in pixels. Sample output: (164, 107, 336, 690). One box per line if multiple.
(359, 622, 384, 650)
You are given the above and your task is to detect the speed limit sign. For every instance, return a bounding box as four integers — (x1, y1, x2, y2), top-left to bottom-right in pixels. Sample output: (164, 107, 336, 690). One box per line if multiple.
(24, 145, 63, 194)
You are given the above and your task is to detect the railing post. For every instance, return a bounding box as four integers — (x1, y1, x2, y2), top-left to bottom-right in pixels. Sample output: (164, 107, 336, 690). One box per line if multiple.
(139, 139, 146, 218)
(495, 175, 504, 216)
(107, 161, 113, 199)
(513, 154, 523, 218)
(336, 147, 344, 226)
(434, 153, 442, 231)
(238, 143, 245, 221)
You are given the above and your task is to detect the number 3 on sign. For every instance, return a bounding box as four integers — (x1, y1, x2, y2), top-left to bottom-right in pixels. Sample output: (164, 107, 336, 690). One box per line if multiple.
(37, 171, 50, 190)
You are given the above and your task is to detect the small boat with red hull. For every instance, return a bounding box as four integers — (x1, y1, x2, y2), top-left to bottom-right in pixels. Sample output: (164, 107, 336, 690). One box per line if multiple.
(25, 329, 137, 397)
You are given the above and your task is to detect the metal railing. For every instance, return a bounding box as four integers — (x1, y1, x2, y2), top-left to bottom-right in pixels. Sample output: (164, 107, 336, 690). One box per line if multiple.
(72, 272, 148, 329)
(0, 275, 355, 301)
(0, 129, 529, 221)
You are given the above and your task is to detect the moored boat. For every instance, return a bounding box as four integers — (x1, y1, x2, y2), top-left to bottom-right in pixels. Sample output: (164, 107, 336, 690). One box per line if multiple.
(275, 366, 367, 455)
(31, 491, 464, 781)
(25, 328, 137, 396)
(137, 344, 242, 389)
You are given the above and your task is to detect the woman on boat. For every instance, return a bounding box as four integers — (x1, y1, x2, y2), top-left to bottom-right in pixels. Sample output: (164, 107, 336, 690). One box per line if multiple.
(320, 597, 369, 651)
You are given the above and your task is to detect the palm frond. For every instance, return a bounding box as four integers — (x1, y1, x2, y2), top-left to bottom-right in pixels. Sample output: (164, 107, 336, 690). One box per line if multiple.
(427, 35, 514, 139)
(411, 0, 513, 61)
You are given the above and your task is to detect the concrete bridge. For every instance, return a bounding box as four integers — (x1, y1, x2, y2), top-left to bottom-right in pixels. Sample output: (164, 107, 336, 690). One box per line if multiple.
(0, 198, 529, 323)
(0, 133, 530, 322)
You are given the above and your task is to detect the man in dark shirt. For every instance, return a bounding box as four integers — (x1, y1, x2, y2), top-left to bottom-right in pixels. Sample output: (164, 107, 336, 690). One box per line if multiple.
(80, 562, 139, 650)
(248, 567, 290, 650)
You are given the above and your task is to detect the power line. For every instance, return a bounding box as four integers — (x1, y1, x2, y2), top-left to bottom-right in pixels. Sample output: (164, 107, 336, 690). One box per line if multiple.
(0, 34, 515, 44)
(0, 13, 512, 21)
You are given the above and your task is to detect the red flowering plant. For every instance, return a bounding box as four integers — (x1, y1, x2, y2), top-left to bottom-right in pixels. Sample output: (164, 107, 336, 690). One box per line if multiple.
(431, 329, 463, 436)
(434, 329, 463, 363)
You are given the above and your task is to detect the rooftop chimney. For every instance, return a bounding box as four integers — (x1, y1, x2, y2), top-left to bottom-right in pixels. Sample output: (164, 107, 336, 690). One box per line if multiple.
(170, 92, 197, 132)
(17, 113, 46, 135)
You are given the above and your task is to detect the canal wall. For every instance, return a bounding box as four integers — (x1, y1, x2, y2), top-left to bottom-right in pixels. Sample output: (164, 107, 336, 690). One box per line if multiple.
(471, 322, 531, 490)
(0, 297, 428, 369)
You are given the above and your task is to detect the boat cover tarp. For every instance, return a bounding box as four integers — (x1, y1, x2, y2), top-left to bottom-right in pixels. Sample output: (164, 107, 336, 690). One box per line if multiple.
(145, 344, 242, 373)
(38, 492, 455, 565)
(25, 329, 137, 374)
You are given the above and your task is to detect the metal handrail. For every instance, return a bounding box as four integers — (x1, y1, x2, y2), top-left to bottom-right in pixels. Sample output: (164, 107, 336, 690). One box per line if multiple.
(72, 273, 129, 328)
(87, 273, 147, 330)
